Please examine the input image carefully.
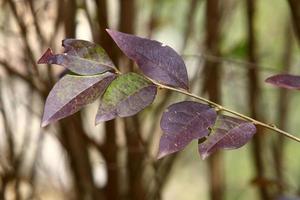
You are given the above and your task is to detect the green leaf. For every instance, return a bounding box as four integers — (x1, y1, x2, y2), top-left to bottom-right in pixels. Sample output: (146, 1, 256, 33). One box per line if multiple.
(95, 72, 157, 123)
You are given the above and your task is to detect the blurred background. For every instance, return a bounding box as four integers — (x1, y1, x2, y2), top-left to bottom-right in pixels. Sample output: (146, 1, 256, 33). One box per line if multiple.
(1, 0, 300, 199)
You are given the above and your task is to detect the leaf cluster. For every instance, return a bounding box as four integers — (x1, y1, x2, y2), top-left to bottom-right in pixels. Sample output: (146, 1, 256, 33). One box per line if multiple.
(38, 29, 276, 160)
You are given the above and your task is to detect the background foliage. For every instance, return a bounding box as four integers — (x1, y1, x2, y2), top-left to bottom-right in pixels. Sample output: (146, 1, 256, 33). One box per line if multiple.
(0, 0, 300, 199)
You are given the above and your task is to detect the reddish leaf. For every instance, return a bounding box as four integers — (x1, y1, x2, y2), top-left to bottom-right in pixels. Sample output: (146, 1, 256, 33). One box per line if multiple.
(106, 29, 189, 90)
(95, 72, 157, 123)
(158, 101, 217, 159)
(265, 74, 300, 90)
(38, 39, 116, 75)
(199, 115, 256, 159)
(42, 72, 115, 127)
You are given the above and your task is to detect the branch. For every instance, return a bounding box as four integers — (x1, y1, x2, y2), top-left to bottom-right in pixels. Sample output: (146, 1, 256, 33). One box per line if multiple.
(148, 79, 300, 143)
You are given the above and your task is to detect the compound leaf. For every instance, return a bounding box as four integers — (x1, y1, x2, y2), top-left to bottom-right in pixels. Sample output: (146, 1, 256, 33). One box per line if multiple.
(42, 72, 116, 127)
(37, 39, 115, 75)
(158, 101, 217, 159)
(199, 115, 256, 159)
(106, 29, 189, 90)
(95, 72, 157, 123)
(265, 74, 300, 90)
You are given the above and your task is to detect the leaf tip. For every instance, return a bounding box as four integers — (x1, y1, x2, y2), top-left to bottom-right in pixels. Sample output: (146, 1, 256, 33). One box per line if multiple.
(200, 152, 209, 160)
(37, 48, 53, 64)
(156, 151, 167, 160)
(95, 112, 115, 125)
(265, 77, 270, 83)
(94, 118, 101, 126)
(41, 119, 50, 127)
(106, 29, 118, 39)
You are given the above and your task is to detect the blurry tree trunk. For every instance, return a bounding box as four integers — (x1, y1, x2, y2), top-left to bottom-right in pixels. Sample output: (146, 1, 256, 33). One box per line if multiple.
(119, 0, 135, 73)
(64, 0, 77, 38)
(273, 23, 293, 195)
(102, 121, 119, 200)
(61, 4, 102, 199)
(245, 0, 271, 199)
(181, 0, 199, 50)
(94, 1, 123, 199)
(60, 115, 102, 200)
(147, 0, 159, 38)
(287, 0, 300, 45)
(203, 1, 224, 200)
(118, 1, 147, 199)
(95, 0, 119, 62)
(119, 0, 135, 34)
(124, 117, 146, 200)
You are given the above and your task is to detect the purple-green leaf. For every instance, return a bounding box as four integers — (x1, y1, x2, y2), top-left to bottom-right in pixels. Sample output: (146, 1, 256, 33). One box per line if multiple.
(106, 29, 189, 90)
(95, 72, 157, 124)
(199, 115, 256, 160)
(42, 72, 116, 127)
(158, 101, 217, 159)
(265, 74, 300, 90)
(37, 39, 115, 75)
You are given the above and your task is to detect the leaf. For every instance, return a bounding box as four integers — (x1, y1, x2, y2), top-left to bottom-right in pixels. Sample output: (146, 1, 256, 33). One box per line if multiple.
(42, 72, 116, 127)
(95, 72, 157, 123)
(37, 39, 116, 75)
(158, 101, 217, 159)
(265, 74, 300, 90)
(199, 115, 256, 159)
(276, 196, 300, 200)
(106, 29, 189, 90)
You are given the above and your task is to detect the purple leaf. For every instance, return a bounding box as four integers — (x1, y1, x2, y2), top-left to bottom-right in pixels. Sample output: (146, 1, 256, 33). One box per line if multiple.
(265, 74, 300, 90)
(42, 72, 115, 127)
(199, 115, 256, 159)
(37, 39, 116, 75)
(106, 29, 189, 90)
(158, 101, 217, 159)
(276, 196, 300, 200)
(95, 72, 157, 123)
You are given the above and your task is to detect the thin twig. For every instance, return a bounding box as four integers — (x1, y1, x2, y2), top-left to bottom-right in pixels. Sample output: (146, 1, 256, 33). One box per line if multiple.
(183, 53, 280, 72)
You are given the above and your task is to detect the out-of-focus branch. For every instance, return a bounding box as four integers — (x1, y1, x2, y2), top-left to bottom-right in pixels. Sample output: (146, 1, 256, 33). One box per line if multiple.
(183, 53, 280, 72)
(63, 0, 77, 38)
(27, 0, 47, 48)
(7, 0, 39, 75)
(60, 115, 103, 200)
(147, 0, 157, 38)
(0, 60, 46, 95)
(246, 0, 271, 199)
(94, 1, 120, 199)
(181, 0, 200, 50)
(95, 0, 119, 62)
(287, 0, 300, 45)
(273, 22, 293, 195)
(83, 0, 98, 41)
(203, 0, 224, 199)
